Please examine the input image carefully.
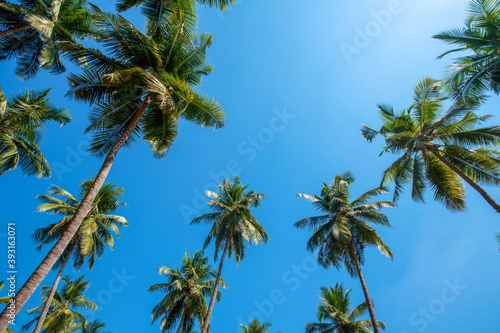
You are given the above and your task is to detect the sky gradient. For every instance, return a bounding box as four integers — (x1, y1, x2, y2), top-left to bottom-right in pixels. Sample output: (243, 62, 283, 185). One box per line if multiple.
(1, 0, 499, 332)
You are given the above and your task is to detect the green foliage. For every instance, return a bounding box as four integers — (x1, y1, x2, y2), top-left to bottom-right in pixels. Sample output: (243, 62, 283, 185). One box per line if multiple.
(191, 177, 269, 264)
(23, 276, 97, 332)
(148, 250, 225, 332)
(0, 88, 71, 177)
(362, 77, 500, 211)
(434, 0, 500, 99)
(239, 319, 272, 333)
(295, 172, 394, 276)
(65, 4, 225, 159)
(32, 179, 128, 270)
(305, 284, 386, 333)
(0, 0, 95, 79)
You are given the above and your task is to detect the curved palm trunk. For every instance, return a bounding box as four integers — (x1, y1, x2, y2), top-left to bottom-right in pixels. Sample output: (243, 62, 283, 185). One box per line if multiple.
(0, 23, 34, 38)
(350, 239, 381, 333)
(200, 231, 231, 333)
(0, 95, 152, 331)
(32, 241, 76, 333)
(430, 149, 500, 213)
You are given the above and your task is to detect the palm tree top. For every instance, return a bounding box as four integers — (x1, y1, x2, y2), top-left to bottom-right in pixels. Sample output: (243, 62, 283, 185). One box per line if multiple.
(306, 283, 386, 333)
(239, 318, 272, 333)
(361, 76, 500, 211)
(191, 176, 269, 264)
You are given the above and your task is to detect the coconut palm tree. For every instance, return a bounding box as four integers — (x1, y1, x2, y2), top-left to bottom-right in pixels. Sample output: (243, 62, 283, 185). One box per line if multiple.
(30, 179, 127, 333)
(0, 282, 13, 333)
(239, 319, 272, 333)
(23, 275, 96, 332)
(306, 284, 386, 333)
(149, 250, 226, 333)
(79, 319, 109, 333)
(116, 0, 235, 30)
(191, 177, 269, 333)
(0, 5, 224, 329)
(0, 0, 94, 79)
(295, 171, 393, 333)
(433, 0, 500, 100)
(0, 87, 71, 177)
(361, 77, 500, 213)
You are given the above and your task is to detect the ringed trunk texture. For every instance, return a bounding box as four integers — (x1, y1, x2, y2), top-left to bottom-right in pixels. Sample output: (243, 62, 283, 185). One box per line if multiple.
(350, 239, 381, 333)
(0, 23, 34, 38)
(0, 95, 151, 331)
(430, 149, 500, 214)
(32, 241, 76, 333)
(200, 231, 231, 333)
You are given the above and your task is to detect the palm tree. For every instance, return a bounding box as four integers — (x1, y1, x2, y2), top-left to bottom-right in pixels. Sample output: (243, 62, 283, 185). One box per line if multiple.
(295, 171, 393, 333)
(116, 0, 236, 29)
(191, 177, 269, 333)
(0, 5, 225, 329)
(239, 319, 272, 333)
(79, 319, 109, 333)
(30, 179, 127, 333)
(433, 0, 500, 100)
(149, 250, 226, 333)
(0, 282, 13, 333)
(0, 0, 94, 79)
(0, 87, 71, 177)
(23, 275, 96, 332)
(361, 77, 500, 213)
(306, 284, 386, 333)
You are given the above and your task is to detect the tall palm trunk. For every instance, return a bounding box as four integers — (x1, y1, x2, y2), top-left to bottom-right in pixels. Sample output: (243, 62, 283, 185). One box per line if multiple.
(350, 239, 381, 333)
(0, 95, 152, 331)
(200, 231, 231, 333)
(176, 302, 189, 333)
(0, 23, 34, 38)
(430, 148, 500, 214)
(32, 241, 76, 333)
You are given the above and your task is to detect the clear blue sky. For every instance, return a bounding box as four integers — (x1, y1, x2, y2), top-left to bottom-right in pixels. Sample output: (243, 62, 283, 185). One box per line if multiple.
(1, 0, 499, 332)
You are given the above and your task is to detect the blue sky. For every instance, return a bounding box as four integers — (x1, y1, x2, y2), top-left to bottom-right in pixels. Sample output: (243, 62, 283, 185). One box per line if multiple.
(1, 0, 500, 332)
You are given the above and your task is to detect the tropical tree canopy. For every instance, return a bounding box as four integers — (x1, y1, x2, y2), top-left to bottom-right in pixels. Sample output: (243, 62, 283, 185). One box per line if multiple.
(361, 77, 500, 212)
(295, 171, 394, 275)
(64, 4, 226, 160)
(191, 177, 269, 264)
(23, 275, 97, 332)
(0, 0, 95, 79)
(239, 319, 272, 333)
(148, 250, 226, 332)
(0, 87, 71, 177)
(32, 179, 128, 270)
(305, 284, 386, 333)
(434, 0, 500, 100)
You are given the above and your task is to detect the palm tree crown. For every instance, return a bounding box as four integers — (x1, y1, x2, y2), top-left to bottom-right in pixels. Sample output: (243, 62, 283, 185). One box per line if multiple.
(306, 284, 386, 333)
(295, 171, 393, 274)
(32, 179, 128, 269)
(191, 177, 269, 264)
(148, 250, 225, 333)
(0, 0, 95, 79)
(361, 77, 500, 212)
(239, 319, 272, 333)
(65, 4, 226, 159)
(23, 275, 97, 332)
(0, 87, 71, 177)
(433, 0, 500, 100)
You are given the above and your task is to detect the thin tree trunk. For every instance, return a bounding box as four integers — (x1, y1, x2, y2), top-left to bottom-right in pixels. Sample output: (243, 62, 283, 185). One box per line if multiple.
(32, 241, 76, 333)
(200, 231, 231, 333)
(0, 95, 152, 331)
(176, 302, 188, 333)
(0, 23, 34, 38)
(430, 148, 500, 213)
(350, 239, 381, 333)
